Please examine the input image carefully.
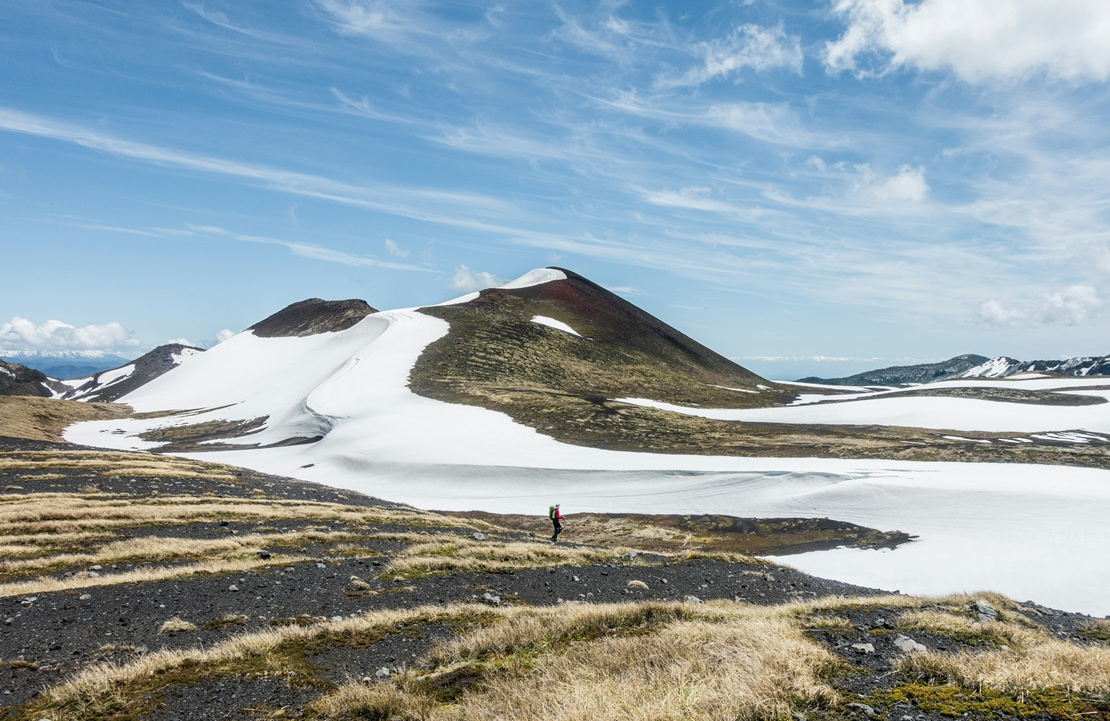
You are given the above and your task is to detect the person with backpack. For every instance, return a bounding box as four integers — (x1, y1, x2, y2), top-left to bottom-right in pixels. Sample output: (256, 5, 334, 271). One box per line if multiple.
(549, 504, 563, 543)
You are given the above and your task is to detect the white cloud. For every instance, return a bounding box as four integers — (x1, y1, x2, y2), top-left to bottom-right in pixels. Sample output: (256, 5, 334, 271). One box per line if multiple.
(215, 328, 235, 344)
(0, 317, 141, 352)
(826, 0, 1110, 83)
(979, 284, 1102, 327)
(384, 238, 409, 257)
(448, 265, 501, 291)
(857, 164, 930, 202)
(662, 24, 803, 88)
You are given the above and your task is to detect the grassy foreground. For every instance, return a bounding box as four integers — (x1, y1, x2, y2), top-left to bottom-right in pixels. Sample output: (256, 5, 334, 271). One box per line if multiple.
(1, 438, 1108, 720)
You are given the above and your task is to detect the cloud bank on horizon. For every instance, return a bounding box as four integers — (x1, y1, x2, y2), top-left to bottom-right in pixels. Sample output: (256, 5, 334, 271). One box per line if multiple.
(1, 0, 1109, 374)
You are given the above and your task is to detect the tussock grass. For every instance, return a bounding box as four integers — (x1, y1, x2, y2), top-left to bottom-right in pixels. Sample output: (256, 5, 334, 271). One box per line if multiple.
(35, 604, 469, 720)
(898, 640, 1110, 693)
(0, 492, 450, 533)
(158, 616, 196, 634)
(385, 537, 633, 577)
(0, 554, 306, 598)
(0, 529, 361, 579)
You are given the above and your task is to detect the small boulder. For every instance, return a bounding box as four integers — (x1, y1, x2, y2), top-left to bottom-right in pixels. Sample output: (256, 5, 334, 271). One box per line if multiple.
(846, 702, 877, 716)
(472, 532, 486, 541)
(893, 634, 927, 653)
(975, 599, 998, 622)
(228, 584, 239, 592)
(481, 592, 501, 606)
(627, 580, 649, 590)
(850, 643, 875, 654)
(685, 595, 704, 604)
(375, 666, 391, 678)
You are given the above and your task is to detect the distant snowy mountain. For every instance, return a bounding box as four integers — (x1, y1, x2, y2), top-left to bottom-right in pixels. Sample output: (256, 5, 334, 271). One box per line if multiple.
(961, 355, 1110, 379)
(797, 354, 990, 386)
(801, 353, 1110, 385)
(0, 350, 134, 379)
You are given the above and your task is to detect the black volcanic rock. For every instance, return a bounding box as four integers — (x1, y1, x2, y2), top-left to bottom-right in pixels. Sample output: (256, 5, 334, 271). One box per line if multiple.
(62, 343, 204, 403)
(248, 298, 377, 338)
(0, 360, 52, 397)
(798, 354, 991, 386)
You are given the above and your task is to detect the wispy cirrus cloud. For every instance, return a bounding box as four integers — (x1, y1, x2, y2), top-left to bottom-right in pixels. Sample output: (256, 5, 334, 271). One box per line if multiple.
(187, 225, 433, 272)
(657, 24, 803, 88)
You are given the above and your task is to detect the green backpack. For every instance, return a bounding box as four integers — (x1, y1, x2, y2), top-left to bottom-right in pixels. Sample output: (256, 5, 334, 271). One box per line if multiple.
(549, 505, 557, 520)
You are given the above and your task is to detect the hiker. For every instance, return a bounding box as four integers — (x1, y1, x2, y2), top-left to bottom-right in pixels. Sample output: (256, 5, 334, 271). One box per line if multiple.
(549, 503, 563, 543)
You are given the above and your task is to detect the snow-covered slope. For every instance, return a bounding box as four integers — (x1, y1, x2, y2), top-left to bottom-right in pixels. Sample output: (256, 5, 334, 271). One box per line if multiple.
(63, 269, 1110, 615)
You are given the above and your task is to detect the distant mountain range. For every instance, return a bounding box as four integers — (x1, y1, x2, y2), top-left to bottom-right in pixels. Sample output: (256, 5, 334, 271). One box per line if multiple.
(0, 350, 135, 379)
(798, 353, 1110, 386)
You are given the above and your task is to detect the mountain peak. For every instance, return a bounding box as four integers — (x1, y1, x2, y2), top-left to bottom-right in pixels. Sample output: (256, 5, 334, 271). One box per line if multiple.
(248, 298, 378, 338)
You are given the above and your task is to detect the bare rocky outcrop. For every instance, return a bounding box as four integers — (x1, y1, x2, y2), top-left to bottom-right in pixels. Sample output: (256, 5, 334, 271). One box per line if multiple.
(247, 298, 377, 338)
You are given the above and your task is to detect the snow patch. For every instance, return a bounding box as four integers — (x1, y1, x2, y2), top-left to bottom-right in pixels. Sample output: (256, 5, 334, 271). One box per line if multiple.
(436, 292, 480, 306)
(711, 385, 758, 394)
(531, 316, 581, 337)
(0, 366, 12, 378)
(500, 268, 567, 289)
(96, 364, 135, 387)
(171, 348, 203, 365)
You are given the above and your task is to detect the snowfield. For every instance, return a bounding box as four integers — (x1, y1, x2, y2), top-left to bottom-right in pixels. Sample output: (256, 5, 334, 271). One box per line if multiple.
(63, 271, 1110, 616)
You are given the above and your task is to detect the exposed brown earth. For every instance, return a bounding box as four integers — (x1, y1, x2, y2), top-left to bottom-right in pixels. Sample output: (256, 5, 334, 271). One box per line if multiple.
(248, 298, 378, 338)
(0, 397, 129, 443)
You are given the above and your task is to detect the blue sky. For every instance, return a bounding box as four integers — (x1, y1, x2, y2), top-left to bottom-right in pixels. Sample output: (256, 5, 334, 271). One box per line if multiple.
(2, 0, 1110, 379)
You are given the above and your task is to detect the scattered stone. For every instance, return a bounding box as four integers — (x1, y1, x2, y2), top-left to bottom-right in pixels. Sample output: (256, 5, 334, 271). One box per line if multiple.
(218, 520, 229, 526)
(79, 594, 91, 600)
(975, 599, 998, 622)
(685, 595, 704, 604)
(846, 702, 878, 716)
(627, 580, 649, 590)
(228, 584, 239, 592)
(331, 616, 343, 622)
(375, 666, 391, 678)
(621, 552, 638, 561)
(481, 592, 501, 606)
(89, 565, 102, 570)
(87, 571, 100, 578)
(316, 562, 327, 569)
(850, 643, 875, 654)
(472, 532, 486, 540)
(893, 634, 927, 653)
(19, 597, 37, 605)
(257, 550, 271, 560)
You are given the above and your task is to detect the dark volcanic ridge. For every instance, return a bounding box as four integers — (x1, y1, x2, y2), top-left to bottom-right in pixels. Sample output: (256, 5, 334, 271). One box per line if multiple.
(803, 353, 1110, 386)
(248, 297, 377, 338)
(53, 343, 203, 403)
(0, 360, 52, 398)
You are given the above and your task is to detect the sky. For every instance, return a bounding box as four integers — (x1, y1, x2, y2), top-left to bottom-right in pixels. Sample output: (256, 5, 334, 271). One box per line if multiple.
(2, 0, 1110, 380)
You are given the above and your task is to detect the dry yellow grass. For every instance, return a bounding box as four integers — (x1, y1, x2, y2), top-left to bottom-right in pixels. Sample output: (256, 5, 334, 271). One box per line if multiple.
(385, 537, 640, 578)
(29, 594, 1110, 721)
(0, 396, 129, 442)
(899, 639, 1110, 694)
(158, 616, 196, 634)
(0, 553, 306, 598)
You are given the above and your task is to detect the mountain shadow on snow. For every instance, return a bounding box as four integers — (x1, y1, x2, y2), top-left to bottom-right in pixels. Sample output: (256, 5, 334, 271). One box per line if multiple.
(248, 298, 378, 338)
